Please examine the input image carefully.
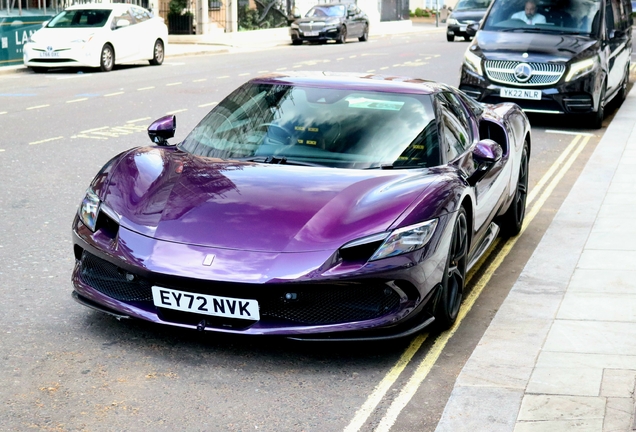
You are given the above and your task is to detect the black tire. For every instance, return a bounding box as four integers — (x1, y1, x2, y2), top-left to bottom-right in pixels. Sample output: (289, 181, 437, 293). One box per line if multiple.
(336, 26, 347, 44)
(359, 24, 369, 42)
(497, 142, 529, 237)
(446, 33, 454, 42)
(463, 35, 471, 41)
(149, 39, 164, 66)
(30, 67, 48, 73)
(292, 39, 302, 45)
(589, 82, 606, 129)
(99, 44, 114, 72)
(434, 207, 468, 330)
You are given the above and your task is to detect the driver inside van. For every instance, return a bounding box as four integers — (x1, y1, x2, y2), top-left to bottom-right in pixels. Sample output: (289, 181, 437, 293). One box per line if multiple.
(511, 0, 547, 24)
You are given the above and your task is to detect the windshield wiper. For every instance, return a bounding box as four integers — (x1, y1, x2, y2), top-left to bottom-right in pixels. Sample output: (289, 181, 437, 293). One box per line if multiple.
(233, 156, 324, 167)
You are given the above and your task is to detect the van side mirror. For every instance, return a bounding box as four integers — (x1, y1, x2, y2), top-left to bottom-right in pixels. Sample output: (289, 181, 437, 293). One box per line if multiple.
(148, 115, 176, 146)
(466, 22, 480, 37)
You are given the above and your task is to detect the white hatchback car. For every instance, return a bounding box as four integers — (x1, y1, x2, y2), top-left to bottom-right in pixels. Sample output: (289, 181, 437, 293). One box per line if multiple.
(23, 3, 168, 73)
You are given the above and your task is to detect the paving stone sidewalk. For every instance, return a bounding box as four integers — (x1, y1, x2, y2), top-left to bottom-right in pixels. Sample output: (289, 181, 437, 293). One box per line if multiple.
(436, 89, 636, 431)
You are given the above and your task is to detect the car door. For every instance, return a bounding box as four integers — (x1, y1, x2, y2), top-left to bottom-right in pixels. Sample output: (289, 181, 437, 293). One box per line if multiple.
(109, 8, 139, 63)
(437, 92, 507, 242)
(604, 0, 631, 95)
(130, 6, 155, 60)
(346, 4, 361, 36)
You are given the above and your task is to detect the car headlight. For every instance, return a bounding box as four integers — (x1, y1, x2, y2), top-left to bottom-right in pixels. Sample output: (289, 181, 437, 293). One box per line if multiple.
(71, 34, 94, 44)
(78, 188, 100, 232)
(565, 57, 598, 82)
(447, 18, 458, 25)
(464, 49, 483, 76)
(370, 219, 438, 261)
(291, 23, 299, 29)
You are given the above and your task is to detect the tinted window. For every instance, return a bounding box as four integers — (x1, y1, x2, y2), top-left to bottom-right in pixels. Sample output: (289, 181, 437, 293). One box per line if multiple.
(113, 10, 135, 27)
(306, 5, 346, 17)
(179, 83, 439, 169)
(482, 0, 602, 35)
(132, 6, 151, 22)
(455, 0, 492, 11)
(437, 93, 472, 160)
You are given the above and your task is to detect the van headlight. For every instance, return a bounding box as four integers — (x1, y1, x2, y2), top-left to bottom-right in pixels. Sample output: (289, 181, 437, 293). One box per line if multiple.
(464, 49, 483, 76)
(565, 57, 598, 82)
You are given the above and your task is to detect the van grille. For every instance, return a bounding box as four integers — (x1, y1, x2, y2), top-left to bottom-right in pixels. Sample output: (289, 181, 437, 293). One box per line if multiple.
(485, 61, 566, 86)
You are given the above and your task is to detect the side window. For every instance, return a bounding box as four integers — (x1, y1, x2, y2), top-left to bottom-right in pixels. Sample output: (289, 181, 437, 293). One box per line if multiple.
(112, 10, 135, 29)
(132, 6, 151, 22)
(437, 94, 472, 161)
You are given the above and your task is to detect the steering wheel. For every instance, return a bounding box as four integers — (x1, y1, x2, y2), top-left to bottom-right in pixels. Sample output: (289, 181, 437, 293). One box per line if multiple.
(257, 123, 292, 145)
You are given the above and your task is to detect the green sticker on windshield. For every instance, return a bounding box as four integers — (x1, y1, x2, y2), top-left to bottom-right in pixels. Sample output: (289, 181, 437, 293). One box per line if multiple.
(346, 97, 405, 111)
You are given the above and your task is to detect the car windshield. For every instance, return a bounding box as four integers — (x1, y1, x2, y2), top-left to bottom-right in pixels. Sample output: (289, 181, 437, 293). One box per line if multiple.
(178, 82, 439, 169)
(306, 5, 346, 17)
(455, 0, 493, 10)
(482, 0, 601, 35)
(47, 9, 111, 28)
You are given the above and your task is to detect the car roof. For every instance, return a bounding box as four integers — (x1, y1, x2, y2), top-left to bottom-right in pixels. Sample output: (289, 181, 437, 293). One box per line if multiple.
(248, 72, 448, 95)
(65, 3, 131, 11)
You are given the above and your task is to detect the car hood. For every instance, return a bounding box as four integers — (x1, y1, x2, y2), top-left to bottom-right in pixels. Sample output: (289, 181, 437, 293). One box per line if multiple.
(31, 27, 102, 44)
(101, 148, 437, 253)
(474, 30, 598, 63)
(450, 9, 488, 22)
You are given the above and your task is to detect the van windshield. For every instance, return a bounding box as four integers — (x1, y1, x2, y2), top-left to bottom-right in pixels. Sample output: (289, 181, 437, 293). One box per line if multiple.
(482, 0, 601, 36)
(455, 0, 492, 11)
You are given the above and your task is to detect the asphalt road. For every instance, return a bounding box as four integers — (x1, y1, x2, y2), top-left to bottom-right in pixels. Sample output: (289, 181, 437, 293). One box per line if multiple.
(0, 30, 621, 431)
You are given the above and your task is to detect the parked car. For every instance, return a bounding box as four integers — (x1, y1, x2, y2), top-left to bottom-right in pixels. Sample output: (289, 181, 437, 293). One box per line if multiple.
(446, 0, 493, 41)
(459, 0, 632, 128)
(71, 72, 530, 340)
(290, 3, 369, 44)
(23, 3, 168, 73)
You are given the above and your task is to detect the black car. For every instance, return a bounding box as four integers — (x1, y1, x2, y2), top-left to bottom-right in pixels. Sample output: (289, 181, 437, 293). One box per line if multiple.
(290, 3, 369, 44)
(446, 0, 493, 41)
(459, 0, 632, 128)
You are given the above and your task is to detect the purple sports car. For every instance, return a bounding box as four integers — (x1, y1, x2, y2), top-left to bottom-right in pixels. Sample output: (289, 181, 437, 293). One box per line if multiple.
(71, 72, 530, 340)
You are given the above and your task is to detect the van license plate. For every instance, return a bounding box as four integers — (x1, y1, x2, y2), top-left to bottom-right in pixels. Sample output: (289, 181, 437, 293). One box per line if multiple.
(500, 88, 541, 100)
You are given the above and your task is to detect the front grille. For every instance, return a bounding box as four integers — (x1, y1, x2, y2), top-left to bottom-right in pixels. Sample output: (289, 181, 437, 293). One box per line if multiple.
(299, 23, 326, 32)
(485, 61, 565, 86)
(78, 252, 402, 326)
(79, 251, 152, 302)
(30, 59, 77, 63)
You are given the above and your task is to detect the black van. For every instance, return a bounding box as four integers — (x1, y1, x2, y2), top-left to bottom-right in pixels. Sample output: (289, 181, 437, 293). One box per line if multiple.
(458, 0, 632, 128)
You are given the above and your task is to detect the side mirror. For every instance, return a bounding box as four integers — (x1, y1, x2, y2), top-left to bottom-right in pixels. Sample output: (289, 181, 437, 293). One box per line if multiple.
(116, 19, 130, 28)
(148, 115, 176, 146)
(466, 22, 479, 37)
(466, 139, 502, 185)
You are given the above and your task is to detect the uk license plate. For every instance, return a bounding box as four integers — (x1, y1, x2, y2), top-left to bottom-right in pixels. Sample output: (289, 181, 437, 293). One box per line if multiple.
(305, 31, 319, 36)
(500, 88, 541, 100)
(152, 286, 260, 320)
(39, 51, 59, 58)
(459, 25, 467, 31)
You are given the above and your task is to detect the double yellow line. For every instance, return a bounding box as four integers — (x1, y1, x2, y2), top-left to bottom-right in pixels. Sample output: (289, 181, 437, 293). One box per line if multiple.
(344, 132, 592, 432)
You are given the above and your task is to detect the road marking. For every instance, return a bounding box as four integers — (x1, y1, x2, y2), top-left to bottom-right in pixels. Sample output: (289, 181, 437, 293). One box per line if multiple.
(0, 111, 6, 115)
(276, 67, 287, 71)
(238, 73, 250, 76)
(257, 70, 269, 73)
(546, 129, 594, 137)
(371, 135, 591, 432)
(166, 109, 187, 114)
(349, 55, 357, 58)
(0, 149, 5, 152)
(29, 136, 63, 145)
(293, 65, 303, 68)
(66, 98, 88, 103)
(345, 134, 590, 432)
(337, 57, 344, 61)
(380, 67, 389, 70)
(343, 334, 428, 432)
(166, 82, 182, 86)
(217, 75, 230, 79)
(366, 70, 376, 73)
(193, 79, 207, 82)
(26, 104, 49, 110)
(127, 117, 151, 123)
(104, 92, 124, 97)
(80, 126, 109, 133)
(198, 102, 218, 108)
(137, 86, 155, 91)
